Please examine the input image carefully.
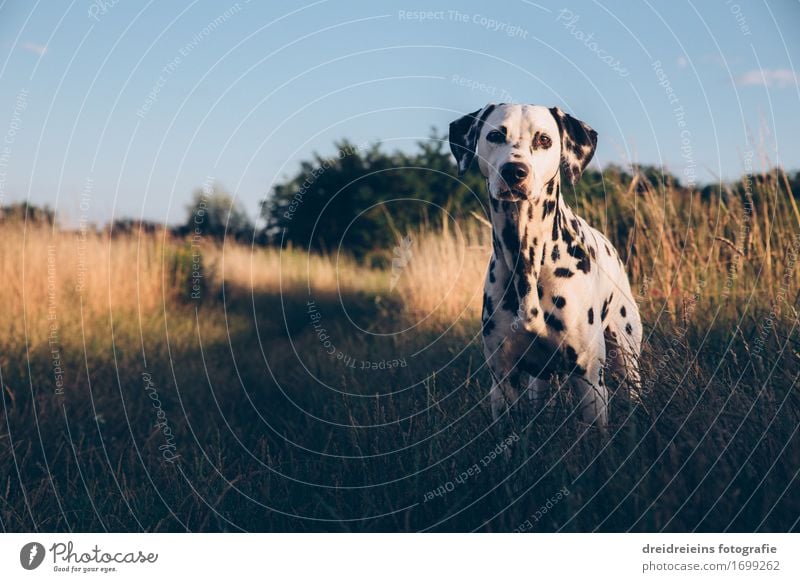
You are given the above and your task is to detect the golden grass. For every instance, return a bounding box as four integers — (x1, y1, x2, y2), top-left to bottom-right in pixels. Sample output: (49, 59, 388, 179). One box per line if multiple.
(1, 167, 797, 348)
(207, 241, 386, 300)
(0, 222, 388, 352)
(393, 169, 800, 328)
(391, 221, 489, 326)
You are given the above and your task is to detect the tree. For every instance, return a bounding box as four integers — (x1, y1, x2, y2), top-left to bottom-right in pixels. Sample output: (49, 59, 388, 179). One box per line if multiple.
(0, 201, 56, 225)
(260, 133, 487, 257)
(183, 183, 252, 242)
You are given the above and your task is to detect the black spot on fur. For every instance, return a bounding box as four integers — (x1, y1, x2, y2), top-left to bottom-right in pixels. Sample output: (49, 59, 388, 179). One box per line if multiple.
(605, 244, 611, 256)
(564, 345, 586, 376)
(568, 244, 586, 260)
(554, 267, 574, 278)
(502, 290, 518, 314)
(544, 311, 564, 332)
(542, 199, 556, 219)
(560, 220, 573, 245)
(482, 294, 495, 337)
(576, 253, 591, 274)
(551, 245, 560, 262)
(552, 295, 566, 309)
(565, 345, 578, 363)
(568, 243, 591, 273)
(587, 307, 594, 325)
(516, 276, 531, 303)
(492, 233, 502, 256)
(600, 292, 614, 321)
(537, 283, 544, 299)
(502, 215, 533, 299)
(530, 307, 539, 317)
(620, 305, 627, 317)
(625, 323, 633, 335)
(589, 245, 596, 259)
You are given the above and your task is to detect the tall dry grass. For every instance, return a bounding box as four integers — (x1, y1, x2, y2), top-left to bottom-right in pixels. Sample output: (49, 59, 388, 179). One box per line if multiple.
(0, 221, 387, 349)
(208, 241, 386, 300)
(392, 220, 489, 326)
(392, 169, 800, 330)
(0, 223, 172, 346)
(2, 168, 797, 347)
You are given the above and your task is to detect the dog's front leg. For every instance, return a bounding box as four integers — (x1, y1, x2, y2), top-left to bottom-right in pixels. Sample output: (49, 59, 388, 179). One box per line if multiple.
(488, 361, 522, 420)
(490, 379, 521, 420)
(570, 362, 608, 426)
(527, 376, 550, 409)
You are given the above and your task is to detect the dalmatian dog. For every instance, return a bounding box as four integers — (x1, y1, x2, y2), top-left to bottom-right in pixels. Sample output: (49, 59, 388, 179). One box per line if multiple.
(449, 103, 642, 426)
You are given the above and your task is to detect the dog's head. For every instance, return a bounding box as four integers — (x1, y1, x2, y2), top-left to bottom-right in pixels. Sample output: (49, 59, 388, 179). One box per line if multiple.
(449, 103, 597, 202)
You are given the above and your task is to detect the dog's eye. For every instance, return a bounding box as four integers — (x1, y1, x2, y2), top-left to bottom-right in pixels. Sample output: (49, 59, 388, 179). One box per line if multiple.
(536, 134, 552, 149)
(486, 130, 505, 144)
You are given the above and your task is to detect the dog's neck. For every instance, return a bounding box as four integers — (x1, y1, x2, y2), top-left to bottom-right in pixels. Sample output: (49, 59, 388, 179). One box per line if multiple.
(488, 174, 575, 333)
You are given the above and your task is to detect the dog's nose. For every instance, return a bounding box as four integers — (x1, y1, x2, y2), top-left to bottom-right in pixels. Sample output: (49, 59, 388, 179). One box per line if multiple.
(500, 162, 529, 184)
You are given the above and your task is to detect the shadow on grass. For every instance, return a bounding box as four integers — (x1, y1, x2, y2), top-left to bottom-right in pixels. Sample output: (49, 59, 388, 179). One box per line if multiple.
(1, 285, 798, 532)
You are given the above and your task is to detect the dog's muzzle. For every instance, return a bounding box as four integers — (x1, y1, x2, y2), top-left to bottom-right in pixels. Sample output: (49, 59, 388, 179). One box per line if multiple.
(495, 162, 531, 200)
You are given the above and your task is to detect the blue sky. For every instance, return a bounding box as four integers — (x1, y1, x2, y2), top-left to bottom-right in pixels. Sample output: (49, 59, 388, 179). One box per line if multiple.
(0, 0, 798, 226)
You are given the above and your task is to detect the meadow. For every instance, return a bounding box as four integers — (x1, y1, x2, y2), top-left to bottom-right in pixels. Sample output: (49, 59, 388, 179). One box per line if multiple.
(1, 166, 799, 532)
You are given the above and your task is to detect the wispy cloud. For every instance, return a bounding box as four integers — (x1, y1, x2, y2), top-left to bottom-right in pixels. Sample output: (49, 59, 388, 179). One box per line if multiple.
(676, 55, 688, 69)
(20, 42, 47, 56)
(735, 68, 796, 88)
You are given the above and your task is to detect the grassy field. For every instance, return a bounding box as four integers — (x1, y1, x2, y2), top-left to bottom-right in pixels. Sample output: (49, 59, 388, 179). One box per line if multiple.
(1, 168, 799, 532)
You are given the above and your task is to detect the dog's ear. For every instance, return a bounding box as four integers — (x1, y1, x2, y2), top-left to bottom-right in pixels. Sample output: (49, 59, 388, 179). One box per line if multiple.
(449, 104, 496, 177)
(549, 107, 598, 184)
